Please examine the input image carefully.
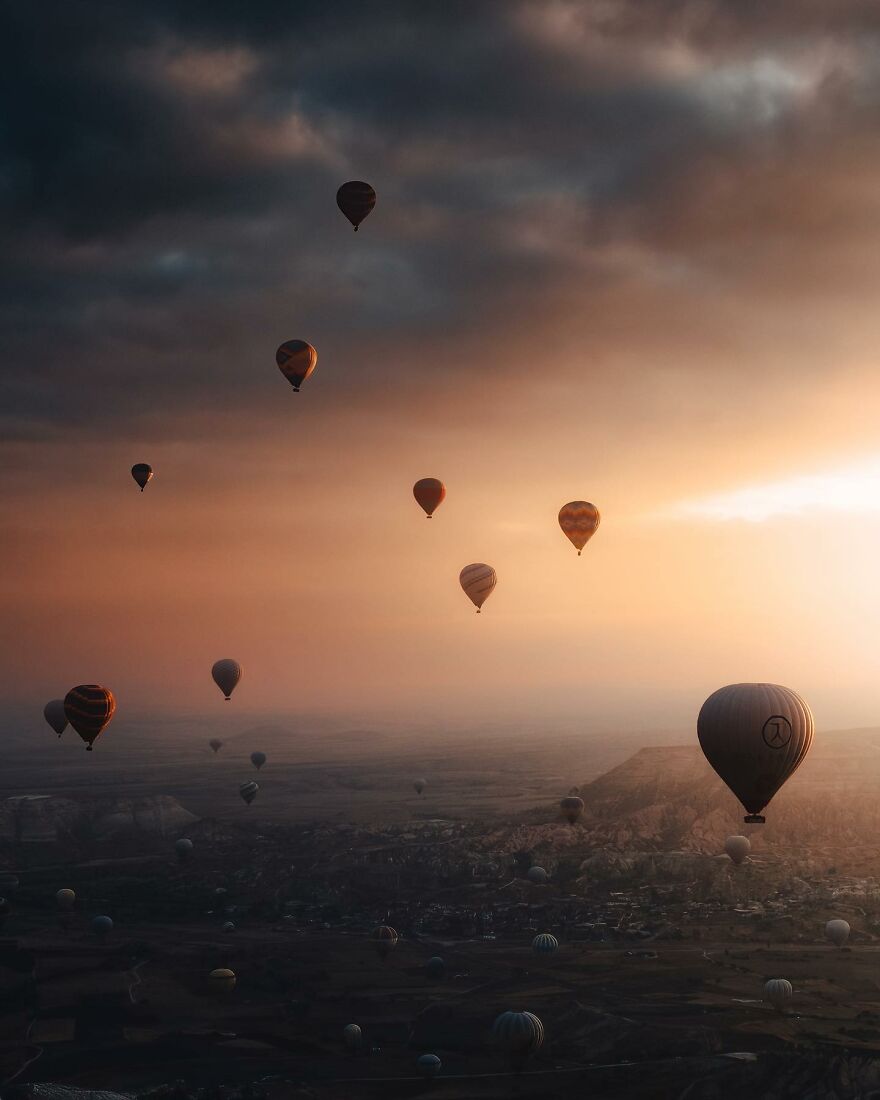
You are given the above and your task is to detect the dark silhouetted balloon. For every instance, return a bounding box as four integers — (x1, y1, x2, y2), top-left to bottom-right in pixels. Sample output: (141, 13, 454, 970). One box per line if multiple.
(417, 1054, 442, 1079)
(560, 795, 584, 825)
(413, 478, 446, 518)
(276, 340, 317, 392)
(527, 866, 548, 885)
(240, 781, 259, 806)
(337, 181, 376, 231)
(222, 920, 236, 933)
(131, 463, 153, 492)
(558, 501, 600, 555)
(343, 1023, 362, 1050)
(698, 683, 813, 823)
(64, 686, 116, 751)
(209, 738, 223, 754)
(212, 659, 241, 701)
(175, 838, 194, 864)
(372, 925, 398, 960)
(426, 955, 445, 979)
(250, 751, 266, 771)
(764, 978, 792, 1011)
(208, 968, 236, 994)
(92, 915, 114, 939)
(532, 933, 558, 954)
(460, 563, 496, 613)
(492, 1011, 544, 1069)
(413, 778, 426, 796)
(44, 699, 67, 738)
(56, 888, 76, 911)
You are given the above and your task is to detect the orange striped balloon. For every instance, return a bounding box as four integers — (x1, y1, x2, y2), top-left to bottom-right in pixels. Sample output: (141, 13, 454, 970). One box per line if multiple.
(276, 340, 317, 392)
(459, 563, 496, 613)
(558, 501, 600, 555)
(63, 685, 116, 751)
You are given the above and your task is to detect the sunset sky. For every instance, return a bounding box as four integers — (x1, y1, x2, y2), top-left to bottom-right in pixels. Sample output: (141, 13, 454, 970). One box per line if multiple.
(4, 2, 880, 734)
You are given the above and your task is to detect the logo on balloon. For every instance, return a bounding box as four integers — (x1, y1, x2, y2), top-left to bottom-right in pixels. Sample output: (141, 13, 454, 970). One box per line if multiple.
(762, 715, 792, 749)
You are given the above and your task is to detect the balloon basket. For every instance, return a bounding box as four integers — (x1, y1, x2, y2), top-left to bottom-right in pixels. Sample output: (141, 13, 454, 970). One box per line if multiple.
(744, 814, 765, 824)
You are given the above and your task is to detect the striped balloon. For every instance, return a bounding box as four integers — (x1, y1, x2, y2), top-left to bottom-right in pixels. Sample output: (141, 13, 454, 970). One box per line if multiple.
(276, 340, 317, 392)
(239, 780, 259, 806)
(63, 686, 116, 751)
(532, 933, 559, 954)
(131, 463, 153, 491)
(372, 924, 398, 959)
(763, 978, 792, 1012)
(413, 478, 446, 518)
(343, 1023, 362, 1050)
(208, 968, 236, 994)
(44, 698, 67, 738)
(558, 501, 600, 555)
(459, 563, 496, 613)
(212, 659, 242, 701)
(336, 180, 376, 231)
(492, 1011, 544, 1068)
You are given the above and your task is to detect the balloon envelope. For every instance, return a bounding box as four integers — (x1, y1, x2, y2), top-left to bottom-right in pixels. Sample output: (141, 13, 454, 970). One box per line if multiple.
(240, 781, 259, 805)
(212, 659, 241, 700)
(426, 955, 445, 979)
(532, 933, 558, 954)
(764, 978, 792, 1011)
(208, 968, 236, 994)
(64, 686, 116, 750)
(417, 1054, 442, 1079)
(336, 180, 376, 230)
(492, 1011, 544, 1066)
(92, 915, 113, 938)
(44, 699, 67, 737)
(724, 835, 751, 865)
(276, 340, 317, 392)
(56, 888, 76, 911)
(413, 778, 426, 795)
(826, 919, 850, 947)
(697, 683, 813, 822)
(250, 752, 266, 771)
(527, 866, 548, 884)
(560, 796, 584, 824)
(343, 1023, 362, 1049)
(413, 478, 446, 518)
(131, 463, 153, 491)
(175, 838, 194, 862)
(460, 563, 496, 613)
(209, 738, 223, 754)
(372, 925, 398, 959)
(558, 501, 600, 555)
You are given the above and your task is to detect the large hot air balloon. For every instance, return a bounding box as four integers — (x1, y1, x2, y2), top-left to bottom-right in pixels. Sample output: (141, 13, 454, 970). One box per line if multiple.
(413, 478, 446, 519)
(697, 684, 813, 823)
(558, 501, 600, 556)
(826, 919, 850, 947)
(92, 915, 114, 940)
(131, 463, 153, 492)
(276, 340, 317, 392)
(208, 968, 236, 994)
(417, 1054, 442, 1079)
(764, 978, 792, 1012)
(560, 796, 584, 825)
(492, 1011, 544, 1070)
(212, 660, 241, 701)
(413, 778, 427, 796)
(343, 1023, 362, 1051)
(336, 181, 376, 231)
(56, 888, 76, 911)
(460, 564, 496, 613)
(240, 781, 259, 806)
(532, 933, 558, 954)
(44, 699, 67, 738)
(209, 738, 223, 754)
(724, 835, 751, 865)
(527, 866, 548, 885)
(250, 752, 266, 771)
(372, 925, 398, 960)
(64, 686, 116, 751)
(175, 838, 194, 864)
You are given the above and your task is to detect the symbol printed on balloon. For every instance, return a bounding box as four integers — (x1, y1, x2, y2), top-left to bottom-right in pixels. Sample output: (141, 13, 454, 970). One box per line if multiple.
(762, 715, 792, 749)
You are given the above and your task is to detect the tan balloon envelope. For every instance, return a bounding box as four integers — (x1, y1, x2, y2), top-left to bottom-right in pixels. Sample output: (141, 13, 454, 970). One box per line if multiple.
(826, 919, 850, 947)
(459, 563, 496, 613)
(697, 683, 813, 823)
(724, 835, 751, 865)
(558, 501, 600, 555)
(764, 978, 792, 1011)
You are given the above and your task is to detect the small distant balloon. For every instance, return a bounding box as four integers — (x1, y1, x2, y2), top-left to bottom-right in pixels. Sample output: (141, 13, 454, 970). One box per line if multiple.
(64, 685, 116, 751)
(222, 920, 236, 933)
(175, 838, 194, 864)
(413, 478, 446, 519)
(92, 915, 114, 939)
(558, 501, 600, 556)
(560, 796, 584, 825)
(826, 919, 850, 947)
(56, 888, 76, 911)
(209, 738, 223, 754)
(131, 463, 153, 492)
(426, 956, 445, 979)
(460, 563, 496, 613)
(250, 751, 267, 771)
(532, 933, 558, 954)
(417, 1054, 442, 1079)
(276, 340, 317, 392)
(208, 968, 236, 994)
(527, 866, 548, 885)
(413, 778, 426, 796)
(212, 660, 241, 701)
(343, 1023, 362, 1050)
(336, 181, 376, 231)
(724, 835, 751, 866)
(764, 978, 792, 1012)
(372, 925, 398, 960)
(240, 781, 259, 806)
(44, 699, 67, 738)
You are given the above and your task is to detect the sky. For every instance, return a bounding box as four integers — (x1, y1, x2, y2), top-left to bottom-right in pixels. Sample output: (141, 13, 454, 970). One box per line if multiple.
(3, 1, 880, 735)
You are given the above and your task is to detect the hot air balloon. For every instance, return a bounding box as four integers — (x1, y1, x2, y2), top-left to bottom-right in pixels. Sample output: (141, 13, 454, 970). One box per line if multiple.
(724, 835, 751, 865)
(92, 915, 114, 940)
(826, 919, 850, 947)
(209, 739, 223, 754)
(336, 181, 376, 231)
(697, 684, 813, 823)
(131, 463, 153, 492)
(560, 796, 584, 825)
(222, 920, 236, 933)
(558, 501, 600, 556)
(276, 340, 317, 392)
(532, 933, 558, 954)
(426, 956, 445, 979)
(372, 925, 398, 960)
(343, 1023, 362, 1051)
(413, 478, 446, 519)
(64, 686, 116, 751)
(212, 660, 241, 701)
(175, 838, 194, 864)
(208, 968, 236, 994)
(413, 778, 427, 796)
(56, 888, 75, 911)
(764, 978, 792, 1012)
(460, 563, 496, 613)
(527, 866, 548, 885)
(250, 752, 266, 771)
(417, 1054, 442, 1079)
(44, 699, 67, 738)
(240, 781, 259, 806)
(492, 1011, 544, 1070)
